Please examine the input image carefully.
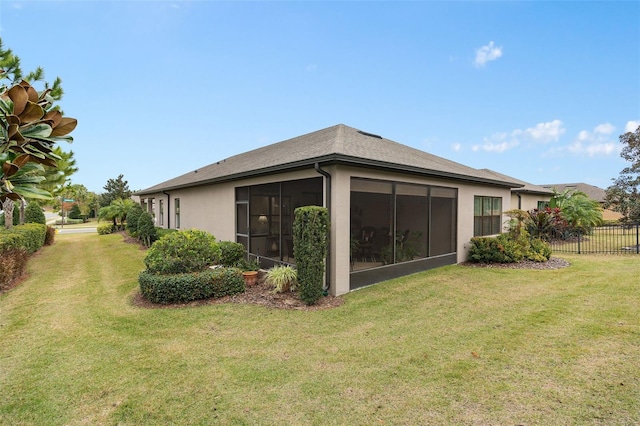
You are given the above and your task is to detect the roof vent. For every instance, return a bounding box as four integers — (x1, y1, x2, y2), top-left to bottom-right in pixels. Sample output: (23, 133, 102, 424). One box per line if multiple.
(357, 130, 382, 139)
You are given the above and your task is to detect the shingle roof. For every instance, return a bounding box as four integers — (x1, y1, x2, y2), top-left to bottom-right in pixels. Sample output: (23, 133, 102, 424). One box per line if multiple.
(539, 183, 607, 202)
(137, 124, 523, 194)
(480, 169, 554, 195)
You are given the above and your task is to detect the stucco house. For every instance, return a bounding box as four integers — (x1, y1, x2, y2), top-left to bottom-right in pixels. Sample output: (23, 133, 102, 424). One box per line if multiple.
(136, 124, 523, 295)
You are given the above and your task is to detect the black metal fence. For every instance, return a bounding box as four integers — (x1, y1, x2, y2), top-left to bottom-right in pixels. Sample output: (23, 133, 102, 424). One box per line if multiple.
(550, 223, 640, 254)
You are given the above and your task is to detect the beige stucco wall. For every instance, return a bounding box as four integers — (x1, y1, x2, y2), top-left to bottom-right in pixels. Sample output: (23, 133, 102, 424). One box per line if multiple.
(511, 192, 551, 212)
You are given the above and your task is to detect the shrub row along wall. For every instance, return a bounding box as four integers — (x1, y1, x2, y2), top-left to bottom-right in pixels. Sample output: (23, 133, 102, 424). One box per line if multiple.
(0, 223, 50, 290)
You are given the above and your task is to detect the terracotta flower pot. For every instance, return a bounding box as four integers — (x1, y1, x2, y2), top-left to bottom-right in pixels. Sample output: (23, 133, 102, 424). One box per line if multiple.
(242, 270, 258, 286)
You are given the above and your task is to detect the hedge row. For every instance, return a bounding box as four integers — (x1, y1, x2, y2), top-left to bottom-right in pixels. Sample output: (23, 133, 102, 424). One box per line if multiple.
(0, 223, 49, 290)
(138, 267, 245, 304)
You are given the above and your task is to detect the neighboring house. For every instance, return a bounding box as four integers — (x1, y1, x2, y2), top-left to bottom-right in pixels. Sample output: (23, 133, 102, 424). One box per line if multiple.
(480, 169, 554, 212)
(540, 182, 622, 221)
(136, 124, 522, 295)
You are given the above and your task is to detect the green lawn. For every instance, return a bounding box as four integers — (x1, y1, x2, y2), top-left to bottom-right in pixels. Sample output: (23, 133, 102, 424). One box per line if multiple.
(1, 233, 638, 425)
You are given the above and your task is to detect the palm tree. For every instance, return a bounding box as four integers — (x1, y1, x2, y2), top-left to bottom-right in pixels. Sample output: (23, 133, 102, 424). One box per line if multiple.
(98, 198, 136, 230)
(549, 188, 603, 232)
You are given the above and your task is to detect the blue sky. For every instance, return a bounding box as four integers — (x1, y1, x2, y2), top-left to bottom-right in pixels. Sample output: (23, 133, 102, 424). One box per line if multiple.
(1, 1, 638, 193)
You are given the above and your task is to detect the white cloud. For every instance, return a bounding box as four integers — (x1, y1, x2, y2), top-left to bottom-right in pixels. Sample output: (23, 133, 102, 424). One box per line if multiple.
(451, 143, 462, 152)
(545, 123, 621, 158)
(472, 132, 519, 153)
(625, 120, 640, 133)
(474, 41, 503, 67)
(473, 120, 564, 153)
(594, 123, 615, 135)
(523, 120, 566, 143)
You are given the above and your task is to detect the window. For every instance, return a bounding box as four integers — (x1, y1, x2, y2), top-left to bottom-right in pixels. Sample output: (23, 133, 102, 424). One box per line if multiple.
(537, 201, 548, 210)
(174, 198, 180, 229)
(159, 199, 164, 226)
(474, 196, 502, 236)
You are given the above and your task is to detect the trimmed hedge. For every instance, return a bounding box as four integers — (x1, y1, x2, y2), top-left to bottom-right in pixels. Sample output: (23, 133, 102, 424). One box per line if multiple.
(4, 224, 46, 254)
(0, 223, 47, 290)
(293, 206, 329, 305)
(139, 267, 244, 304)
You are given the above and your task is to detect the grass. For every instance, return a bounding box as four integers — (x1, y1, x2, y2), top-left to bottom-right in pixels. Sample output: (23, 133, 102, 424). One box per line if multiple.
(1, 233, 639, 425)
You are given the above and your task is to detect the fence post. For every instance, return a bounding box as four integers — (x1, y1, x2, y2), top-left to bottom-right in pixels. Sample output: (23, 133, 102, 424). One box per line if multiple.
(636, 223, 639, 255)
(577, 230, 581, 254)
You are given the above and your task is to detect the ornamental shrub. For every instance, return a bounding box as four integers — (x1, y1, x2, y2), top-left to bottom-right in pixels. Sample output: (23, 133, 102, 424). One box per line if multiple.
(24, 203, 46, 224)
(293, 206, 329, 305)
(218, 241, 245, 267)
(125, 204, 143, 236)
(144, 229, 221, 275)
(468, 233, 551, 264)
(137, 212, 157, 247)
(138, 267, 244, 304)
(265, 265, 298, 293)
(97, 223, 114, 235)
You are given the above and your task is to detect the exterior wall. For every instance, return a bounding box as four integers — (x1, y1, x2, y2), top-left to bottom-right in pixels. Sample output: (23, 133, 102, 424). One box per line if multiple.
(327, 165, 513, 296)
(511, 192, 551, 211)
(457, 182, 512, 256)
(141, 166, 513, 297)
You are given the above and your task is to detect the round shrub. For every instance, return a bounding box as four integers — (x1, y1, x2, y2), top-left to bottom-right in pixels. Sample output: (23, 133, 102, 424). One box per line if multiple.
(138, 267, 244, 304)
(144, 229, 221, 275)
(24, 203, 46, 224)
(97, 223, 114, 235)
(218, 241, 245, 267)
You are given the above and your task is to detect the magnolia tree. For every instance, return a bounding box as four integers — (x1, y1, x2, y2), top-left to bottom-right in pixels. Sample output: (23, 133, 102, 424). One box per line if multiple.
(0, 39, 77, 228)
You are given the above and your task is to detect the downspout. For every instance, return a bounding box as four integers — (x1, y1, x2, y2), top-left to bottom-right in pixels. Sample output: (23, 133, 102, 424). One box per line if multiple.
(314, 162, 331, 295)
(162, 191, 171, 229)
(516, 192, 522, 210)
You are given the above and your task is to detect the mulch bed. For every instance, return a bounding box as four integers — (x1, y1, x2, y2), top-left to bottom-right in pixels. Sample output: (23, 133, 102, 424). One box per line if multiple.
(132, 275, 344, 311)
(460, 256, 570, 270)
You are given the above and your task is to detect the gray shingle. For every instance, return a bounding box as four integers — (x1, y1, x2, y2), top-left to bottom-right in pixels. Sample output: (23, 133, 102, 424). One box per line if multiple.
(138, 124, 522, 194)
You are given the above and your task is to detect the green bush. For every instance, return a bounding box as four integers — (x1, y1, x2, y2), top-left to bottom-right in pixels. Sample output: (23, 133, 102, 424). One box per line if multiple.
(144, 229, 221, 275)
(24, 203, 46, 224)
(527, 237, 552, 261)
(468, 233, 552, 264)
(156, 227, 177, 240)
(218, 241, 245, 267)
(8, 224, 46, 254)
(137, 212, 157, 247)
(126, 204, 143, 236)
(68, 204, 83, 220)
(138, 267, 244, 304)
(0, 231, 25, 252)
(55, 218, 84, 225)
(293, 206, 329, 305)
(265, 265, 298, 293)
(97, 223, 114, 235)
